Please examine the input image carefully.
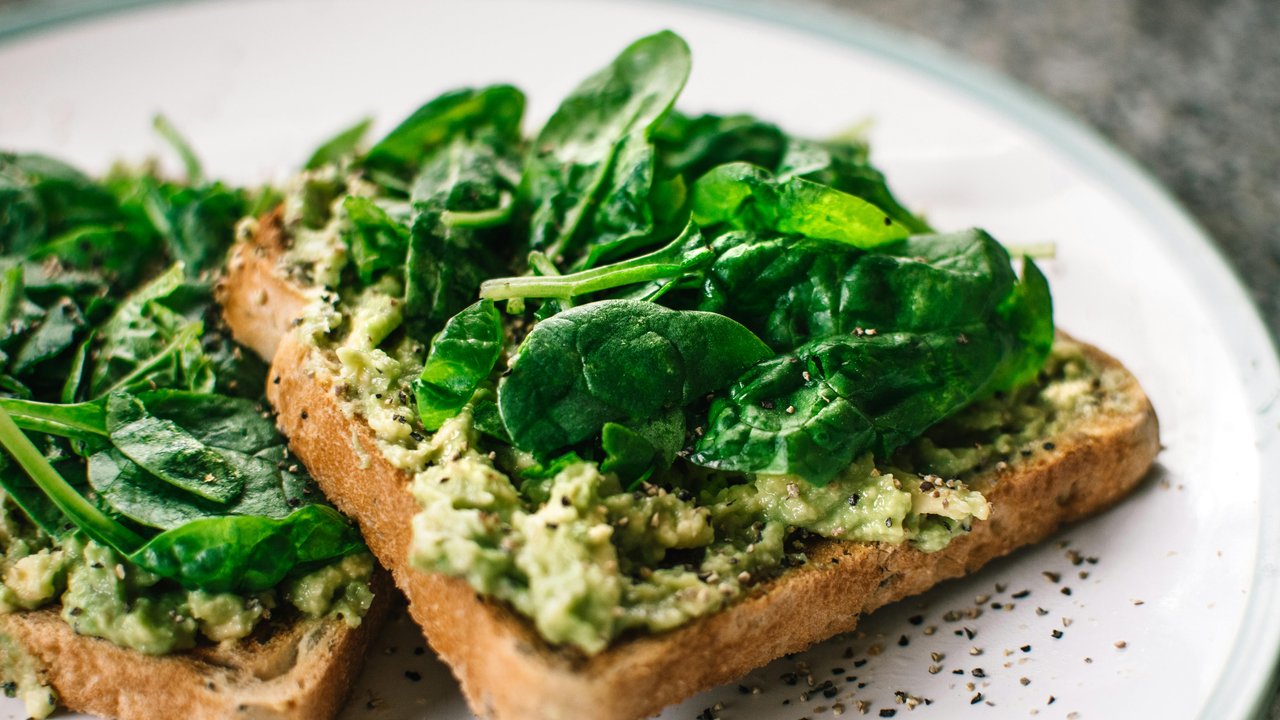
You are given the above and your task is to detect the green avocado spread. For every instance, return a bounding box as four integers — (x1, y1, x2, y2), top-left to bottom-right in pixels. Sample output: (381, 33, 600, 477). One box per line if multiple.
(0, 488, 374, 719)
(278, 173, 1125, 655)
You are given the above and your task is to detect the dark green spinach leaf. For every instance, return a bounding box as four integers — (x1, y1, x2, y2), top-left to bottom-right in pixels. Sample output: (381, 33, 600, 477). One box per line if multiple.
(522, 31, 691, 268)
(414, 300, 503, 431)
(498, 299, 769, 456)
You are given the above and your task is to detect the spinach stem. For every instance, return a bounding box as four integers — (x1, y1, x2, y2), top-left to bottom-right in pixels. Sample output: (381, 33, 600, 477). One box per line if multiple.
(480, 230, 709, 301)
(0, 406, 142, 551)
(0, 398, 108, 438)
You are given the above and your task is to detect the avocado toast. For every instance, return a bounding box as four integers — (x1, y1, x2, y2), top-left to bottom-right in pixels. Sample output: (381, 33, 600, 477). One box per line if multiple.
(219, 30, 1159, 719)
(0, 146, 387, 719)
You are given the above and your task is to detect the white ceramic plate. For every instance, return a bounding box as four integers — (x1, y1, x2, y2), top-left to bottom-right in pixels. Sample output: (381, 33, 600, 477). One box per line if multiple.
(2, 1, 1278, 718)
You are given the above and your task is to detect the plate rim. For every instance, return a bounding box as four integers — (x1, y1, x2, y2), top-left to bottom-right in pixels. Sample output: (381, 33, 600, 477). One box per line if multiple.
(2, 0, 1279, 717)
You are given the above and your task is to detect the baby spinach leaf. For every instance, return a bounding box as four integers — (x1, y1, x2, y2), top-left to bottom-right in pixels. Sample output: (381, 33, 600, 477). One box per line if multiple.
(130, 504, 364, 593)
(365, 85, 524, 182)
(600, 409, 684, 485)
(11, 297, 83, 374)
(0, 153, 122, 255)
(697, 229, 1019, 351)
(305, 117, 372, 170)
(404, 134, 518, 335)
(498, 299, 770, 456)
(522, 31, 691, 267)
(777, 137, 931, 234)
(652, 110, 787, 184)
(0, 406, 143, 552)
(691, 162, 910, 248)
(343, 195, 411, 285)
(690, 234, 1054, 485)
(105, 392, 244, 504)
(414, 300, 503, 431)
(87, 264, 216, 398)
(691, 325, 1010, 484)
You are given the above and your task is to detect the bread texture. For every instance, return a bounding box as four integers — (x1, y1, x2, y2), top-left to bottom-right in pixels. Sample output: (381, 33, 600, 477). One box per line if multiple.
(0, 574, 390, 720)
(221, 211, 1161, 720)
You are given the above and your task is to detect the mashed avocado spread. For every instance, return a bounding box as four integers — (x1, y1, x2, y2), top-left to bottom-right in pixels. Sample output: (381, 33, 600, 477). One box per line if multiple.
(0, 488, 374, 719)
(276, 169, 1121, 655)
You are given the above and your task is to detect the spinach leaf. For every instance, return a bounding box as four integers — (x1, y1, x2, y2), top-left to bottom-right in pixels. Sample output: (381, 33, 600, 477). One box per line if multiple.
(0, 406, 144, 551)
(105, 392, 245, 504)
(691, 162, 910, 248)
(11, 297, 83, 374)
(777, 137, 931, 234)
(404, 134, 519, 335)
(690, 239, 1054, 483)
(600, 409, 684, 485)
(305, 117, 373, 170)
(87, 264, 215, 398)
(132, 504, 364, 593)
(0, 154, 122, 256)
(652, 110, 787, 184)
(342, 195, 411, 285)
(414, 300, 503, 431)
(498, 299, 770, 456)
(697, 229, 1020, 350)
(365, 85, 524, 183)
(691, 325, 1012, 484)
(522, 31, 691, 268)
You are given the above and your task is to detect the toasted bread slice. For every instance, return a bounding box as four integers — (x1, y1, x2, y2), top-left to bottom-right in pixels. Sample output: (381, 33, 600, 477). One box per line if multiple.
(220, 211, 1160, 720)
(0, 572, 390, 720)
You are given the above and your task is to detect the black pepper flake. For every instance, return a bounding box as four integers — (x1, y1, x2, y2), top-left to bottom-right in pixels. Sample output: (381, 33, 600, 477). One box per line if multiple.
(898, 635, 909, 647)
(1060, 587, 1073, 596)
(963, 626, 976, 640)
(853, 659, 868, 668)
(300, 410, 309, 420)
(737, 684, 752, 694)
(1021, 645, 1032, 653)
(1012, 589, 1031, 599)
(760, 400, 775, 410)
(848, 493, 861, 507)
(972, 668, 986, 678)
(831, 667, 845, 675)
(272, 375, 281, 385)
(414, 646, 426, 655)
(908, 614, 924, 626)
(1048, 696, 1056, 705)
(879, 710, 897, 718)
(1051, 629, 1064, 639)
(1042, 441, 1056, 451)
(404, 670, 423, 682)
(883, 216, 892, 226)
(970, 693, 984, 705)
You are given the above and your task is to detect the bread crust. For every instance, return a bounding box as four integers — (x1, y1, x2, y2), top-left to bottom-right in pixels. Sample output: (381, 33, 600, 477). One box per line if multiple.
(223, 213, 1160, 720)
(0, 573, 391, 720)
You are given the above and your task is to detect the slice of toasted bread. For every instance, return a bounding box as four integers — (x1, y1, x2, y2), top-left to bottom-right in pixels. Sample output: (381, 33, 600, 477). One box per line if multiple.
(0, 572, 390, 720)
(220, 211, 1160, 720)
